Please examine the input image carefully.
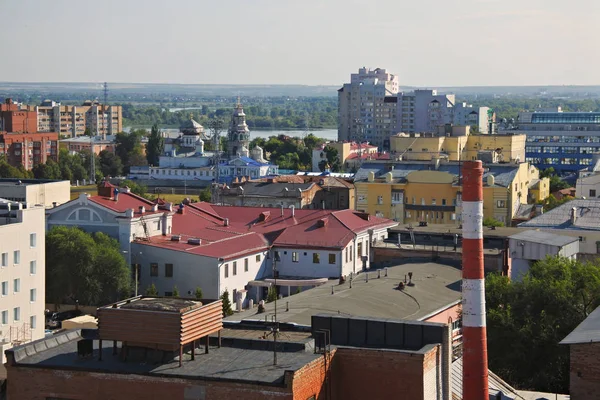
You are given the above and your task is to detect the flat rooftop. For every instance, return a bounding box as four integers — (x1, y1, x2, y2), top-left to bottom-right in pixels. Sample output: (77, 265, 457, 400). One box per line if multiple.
(390, 223, 522, 239)
(227, 262, 462, 325)
(509, 230, 578, 247)
(115, 297, 202, 313)
(10, 330, 320, 386)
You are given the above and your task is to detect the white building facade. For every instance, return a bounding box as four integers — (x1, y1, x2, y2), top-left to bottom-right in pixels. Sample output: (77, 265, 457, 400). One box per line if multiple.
(0, 202, 46, 363)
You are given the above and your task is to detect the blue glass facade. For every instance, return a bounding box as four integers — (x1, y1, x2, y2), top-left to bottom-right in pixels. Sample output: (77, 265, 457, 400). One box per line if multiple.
(531, 113, 600, 124)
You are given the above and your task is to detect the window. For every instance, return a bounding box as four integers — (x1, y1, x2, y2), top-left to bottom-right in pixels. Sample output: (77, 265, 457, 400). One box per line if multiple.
(165, 263, 173, 278)
(30, 260, 36, 274)
(13, 307, 20, 322)
(345, 247, 348, 263)
(1, 311, 7, 325)
(13, 250, 20, 265)
(421, 198, 425, 205)
(377, 196, 383, 205)
(357, 242, 363, 257)
(233, 261, 237, 276)
(1, 281, 7, 296)
(13, 279, 20, 293)
(30, 288, 36, 302)
(224, 264, 229, 278)
(30, 233, 36, 247)
(329, 254, 336, 264)
(1, 253, 7, 267)
(150, 263, 158, 277)
(431, 198, 436, 205)
(244, 258, 249, 272)
(313, 253, 320, 264)
(590, 189, 597, 197)
(256, 254, 261, 262)
(30, 315, 36, 329)
(496, 200, 506, 208)
(350, 246, 353, 261)
(442, 199, 446, 206)
(164, 291, 173, 297)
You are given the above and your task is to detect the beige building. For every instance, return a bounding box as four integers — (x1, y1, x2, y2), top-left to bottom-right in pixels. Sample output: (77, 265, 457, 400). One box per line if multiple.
(24, 100, 122, 138)
(0, 201, 46, 363)
(338, 67, 399, 150)
(312, 141, 380, 172)
(0, 179, 71, 208)
(390, 125, 526, 163)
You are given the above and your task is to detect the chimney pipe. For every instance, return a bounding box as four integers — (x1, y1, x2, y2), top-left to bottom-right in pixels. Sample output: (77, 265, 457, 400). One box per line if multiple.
(290, 205, 295, 217)
(570, 207, 577, 224)
(461, 160, 489, 400)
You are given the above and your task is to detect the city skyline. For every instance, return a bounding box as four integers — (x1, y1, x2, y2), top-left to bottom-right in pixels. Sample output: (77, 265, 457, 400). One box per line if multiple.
(1, 0, 598, 87)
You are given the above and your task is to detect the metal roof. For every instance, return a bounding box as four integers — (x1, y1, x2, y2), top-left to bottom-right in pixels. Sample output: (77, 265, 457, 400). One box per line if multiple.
(508, 230, 579, 247)
(519, 199, 600, 231)
(560, 305, 600, 345)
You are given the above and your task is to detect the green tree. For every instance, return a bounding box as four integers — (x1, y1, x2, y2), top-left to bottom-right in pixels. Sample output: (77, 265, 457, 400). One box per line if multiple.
(221, 290, 234, 316)
(145, 283, 158, 296)
(199, 186, 212, 202)
(482, 217, 504, 227)
(194, 287, 203, 300)
(486, 256, 600, 393)
(146, 123, 165, 166)
(540, 167, 570, 193)
(115, 130, 147, 173)
(173, 286, 180, 297)
(543, 194, 574, 212)
(120, 180, 148, 198)
(98, 150, 124, 178)
(45, 227, 131, 307)
(0, 158, 27, 179)
(266, 286, 277, 303)
(32, 159, 62, 179)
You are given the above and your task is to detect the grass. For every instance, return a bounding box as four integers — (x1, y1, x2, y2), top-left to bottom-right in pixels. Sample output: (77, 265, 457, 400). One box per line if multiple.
(70, 185, 201, 204)
(70, 185, 98, 199)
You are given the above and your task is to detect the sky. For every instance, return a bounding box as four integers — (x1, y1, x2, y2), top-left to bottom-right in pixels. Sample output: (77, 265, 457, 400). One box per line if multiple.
(0, 0, 598, 87)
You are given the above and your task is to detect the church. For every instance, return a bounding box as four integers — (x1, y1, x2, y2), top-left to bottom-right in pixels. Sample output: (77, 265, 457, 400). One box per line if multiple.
(147, 102, 278, 182)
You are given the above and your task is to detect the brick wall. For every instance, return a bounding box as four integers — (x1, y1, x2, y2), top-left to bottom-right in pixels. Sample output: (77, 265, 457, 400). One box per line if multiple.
(7, 366, 294, 400)
(329, 346, 439, 400)
(292, 352, 331, 400)
(570, 343, 600, 400)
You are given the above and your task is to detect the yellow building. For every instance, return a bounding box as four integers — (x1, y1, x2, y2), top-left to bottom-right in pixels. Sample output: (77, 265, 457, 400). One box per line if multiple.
(390, 126, 526, 164)
(355, 161, 548, 226)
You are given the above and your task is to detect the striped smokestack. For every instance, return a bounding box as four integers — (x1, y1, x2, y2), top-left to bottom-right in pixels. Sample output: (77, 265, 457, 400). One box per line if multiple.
(461, 160, 489, 400)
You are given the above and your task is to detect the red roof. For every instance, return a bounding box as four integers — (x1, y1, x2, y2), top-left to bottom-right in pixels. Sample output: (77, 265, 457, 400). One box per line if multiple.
(88, 192, 162, 216)
(99, 181, 116, 188)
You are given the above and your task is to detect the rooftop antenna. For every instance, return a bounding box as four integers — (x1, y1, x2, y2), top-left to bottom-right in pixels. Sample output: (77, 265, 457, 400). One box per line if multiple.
(208, 117, 225, 203)
(263, 250, 283, 365)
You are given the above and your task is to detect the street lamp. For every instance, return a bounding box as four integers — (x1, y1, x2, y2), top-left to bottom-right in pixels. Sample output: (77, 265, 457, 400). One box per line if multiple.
(122, 250, 142, 296)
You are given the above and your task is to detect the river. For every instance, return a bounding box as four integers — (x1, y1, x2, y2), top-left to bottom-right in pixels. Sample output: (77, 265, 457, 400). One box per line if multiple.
(125, 127, 338, 141)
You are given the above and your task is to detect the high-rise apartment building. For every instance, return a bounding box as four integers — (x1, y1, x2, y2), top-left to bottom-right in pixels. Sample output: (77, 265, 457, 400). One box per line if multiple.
(338, 67, 399, 150)
(23, 99, 122, 138)
(397, 90, 494, 134)
(0, 200, 46, 363)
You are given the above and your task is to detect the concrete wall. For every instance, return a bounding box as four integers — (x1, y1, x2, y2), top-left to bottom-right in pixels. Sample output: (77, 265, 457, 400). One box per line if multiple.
(0, 180, 70, 208)
(0, 206, 46, 363)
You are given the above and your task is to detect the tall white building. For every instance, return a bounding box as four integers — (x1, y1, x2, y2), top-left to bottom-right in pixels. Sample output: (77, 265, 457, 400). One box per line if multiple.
(396, 90, 494, 134)
(338, 67, 399, 150)
(0, 200, 45, 363)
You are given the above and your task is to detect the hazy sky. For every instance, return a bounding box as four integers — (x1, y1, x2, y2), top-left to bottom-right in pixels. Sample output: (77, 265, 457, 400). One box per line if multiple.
(1, 0, 597, 86)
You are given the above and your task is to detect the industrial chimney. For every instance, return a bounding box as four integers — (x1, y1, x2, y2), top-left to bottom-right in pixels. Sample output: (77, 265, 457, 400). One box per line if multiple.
(461, 160, 489, 400)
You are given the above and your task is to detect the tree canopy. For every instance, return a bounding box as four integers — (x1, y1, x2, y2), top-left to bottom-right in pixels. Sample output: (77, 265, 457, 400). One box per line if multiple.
(146, 123, 164, 166)
(486, 256, 600, 393)
(46, 226, 131, 306)
(115, 130, 147, 173)
(540, 167, 570, 193)
(98, 150, 123, 178)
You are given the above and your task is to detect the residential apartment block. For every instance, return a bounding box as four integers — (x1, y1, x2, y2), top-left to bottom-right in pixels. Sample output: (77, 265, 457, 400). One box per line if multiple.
(22, 99, 122, 138)
(338, 67, 399, 150)
(0, 200, 46, 363)
(0, 179, 70, 208)
(354, 160, 547, 225)
(510, 107, 600, 173)
(396, 89, 495, 135)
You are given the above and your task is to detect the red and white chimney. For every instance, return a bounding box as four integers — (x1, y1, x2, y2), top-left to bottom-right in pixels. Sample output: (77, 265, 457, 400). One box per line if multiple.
(461, 160, 489, 400)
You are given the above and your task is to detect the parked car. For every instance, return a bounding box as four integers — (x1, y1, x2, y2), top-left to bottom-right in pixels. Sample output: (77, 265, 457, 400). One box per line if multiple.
(45, 309, 83, 329)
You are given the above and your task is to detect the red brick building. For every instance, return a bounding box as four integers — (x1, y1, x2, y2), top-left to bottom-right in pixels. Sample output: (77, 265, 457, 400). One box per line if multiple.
(561, 305, 600, 400)
(0, 99, 59, 169)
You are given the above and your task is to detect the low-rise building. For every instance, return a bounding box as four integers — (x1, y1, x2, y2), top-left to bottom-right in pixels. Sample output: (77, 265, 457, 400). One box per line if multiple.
(354, 160, 545, 225)
(390, 125, 526, 163)
(560, 305, 600, 400)
(46, 185, 394, 305)
(60, 135, 116, 155)
(0, 200, 46, 363)
(0, 178, 70, 208)
(216, 175, 355, 210)
(312, 141, 379, 172)
(508, 230, 579, 281)
(518, 199, 600, 259)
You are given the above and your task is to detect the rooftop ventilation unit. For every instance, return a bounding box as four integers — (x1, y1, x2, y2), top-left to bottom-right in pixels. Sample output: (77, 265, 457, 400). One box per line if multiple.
(171, 235, 181, 242)
(187, 238, 201, 245)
